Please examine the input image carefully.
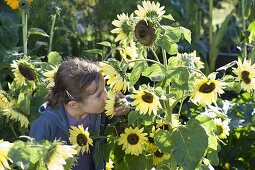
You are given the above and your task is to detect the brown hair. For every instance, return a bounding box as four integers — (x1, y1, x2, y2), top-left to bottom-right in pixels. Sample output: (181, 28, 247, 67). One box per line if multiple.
(47, 58, 101, 108)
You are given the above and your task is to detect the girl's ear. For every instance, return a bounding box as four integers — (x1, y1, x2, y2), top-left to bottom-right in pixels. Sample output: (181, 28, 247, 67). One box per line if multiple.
(68, 101, 79, 109)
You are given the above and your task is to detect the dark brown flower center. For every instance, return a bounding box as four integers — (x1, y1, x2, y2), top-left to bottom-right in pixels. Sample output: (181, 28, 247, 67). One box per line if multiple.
(18, 64, 36, 80)
(135, 20, 156, 46)
(154, 150, 164, 158)
(77, 134, 88, 146)
(215, 125, 223, 136)
(241, 71, 251, 84)
(142, 92, 154, 103)
(199, 82, 216, 93)
(126, 55, 131, 60)
(127, 133, 139, 145)
(148, 136, 154, 143)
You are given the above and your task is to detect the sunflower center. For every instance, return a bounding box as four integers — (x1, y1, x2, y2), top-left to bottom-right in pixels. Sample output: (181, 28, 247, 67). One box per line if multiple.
(241, 71, 251, 84)
(155, 150, 164, 158)
(148, 136, 154, 143)
(142, 92, 154, 103)
(135, 20, 156, 46)
(122, 21, 132, 35)
(77, 134, 88, 146)
(18, 64, 36, 80)
(146, 11, 158, 18)
(127, 133, 139, 145)
(215, 125, 223, 136)
(199, 82, 216, 93)
(126, 55, 132, 60)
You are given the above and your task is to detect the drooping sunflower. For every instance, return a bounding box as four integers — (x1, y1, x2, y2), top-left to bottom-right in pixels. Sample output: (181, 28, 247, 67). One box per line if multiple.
(135, 1, 165, 21)
(0, 140, 13, 170)
(232, 59, 255, 92)
(0, 91, 12, 109)
(5, 0, 33, 10)
(118, 127, 148, 156)
(120, 41, 138, 64)
(10, 58, 36, 87)
(99, 62, 128, 92)
(45, 141, 77, 170)
(111, 13, 134, 43)
(43, 65, 58, 88)
(105, 91, 117, 118)
(134, 19, 157, 46)
(2, 108, 29, 128)
(152, 149, 170, 165)
(105, 159, 114, 170)
(69, 125, 93, 155)
(213, 118, 230, 139)
(190, 73, 225, 106)
(130, 87, 161, 115)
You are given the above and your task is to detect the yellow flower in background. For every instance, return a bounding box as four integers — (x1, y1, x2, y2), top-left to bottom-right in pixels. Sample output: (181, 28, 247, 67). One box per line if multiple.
(43, 65, 58, 88)
(111, 13, 133, 43)
(118, 127, 148, 156)
(99, 62, 128, 92)
(146, 126, 158, 152)
(46, 141, 77, 170)
(232, 59, 255, 92)
(105, 159, 114, 170)
(120, 41, 138, 67)
(135, 1, 165, 20)
(2, 109, 29, 128)
(10, 58, 36, 87)
(105, 91, 117, 118)
(5, 0, 33, 10)
(0, 140, 13, 170)
(69, 125, 93, 155)
(131, 88, 161, 115)
(190, 73, 225, 106)
(213, 118, 230, 139)
(152, 149, 170, 165)
(0, 91, 11, 109)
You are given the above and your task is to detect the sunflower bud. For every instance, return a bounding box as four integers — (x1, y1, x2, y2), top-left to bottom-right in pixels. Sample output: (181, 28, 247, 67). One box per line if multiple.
(19, 0, 31, 11)
(135, 20, 156, 46)
(18, 64, 36, 80)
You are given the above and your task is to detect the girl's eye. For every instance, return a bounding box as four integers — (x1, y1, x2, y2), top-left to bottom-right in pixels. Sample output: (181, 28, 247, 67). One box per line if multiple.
(96, 93, 101, 98)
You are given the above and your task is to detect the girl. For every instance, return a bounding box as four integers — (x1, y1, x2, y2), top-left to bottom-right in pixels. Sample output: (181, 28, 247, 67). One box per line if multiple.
(29, 58, 129, 170)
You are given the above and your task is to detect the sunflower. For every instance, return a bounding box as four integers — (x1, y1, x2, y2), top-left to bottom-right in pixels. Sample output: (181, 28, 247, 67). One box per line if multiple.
(45, 141, 77, 170)
(10, 58, 36, 87)
(105, 159, 114, 170)
(111, 13, 134, 43)
(69, 125, 93, 155)
(232, 59, 255, 92)
(99, 62, 128, 92)
(5, 0, 33, 10)
(0, 140, 13, 170)
(2, 108, 29, 128)
(190, 73, 225, 106)
(105, 91, 117, 118)
(146, 126, 158, 152)
(0, 91, 11, 109)
(135, 1, 165, 21)
(43, 65, 58, 88)
(152, 149, 170, 165)
(130, 87, 161, 115)
(120, 41, 138, 64)
(134, 19, 156, 46)
(213, 118, 230, 139)
(118, 127, 148, 156)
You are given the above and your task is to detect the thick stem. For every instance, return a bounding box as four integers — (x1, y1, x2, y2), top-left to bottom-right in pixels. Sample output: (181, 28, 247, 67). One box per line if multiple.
(22, 10, 28, 56)
(241, 0, 247, 59)
(48, 14, 57, 53)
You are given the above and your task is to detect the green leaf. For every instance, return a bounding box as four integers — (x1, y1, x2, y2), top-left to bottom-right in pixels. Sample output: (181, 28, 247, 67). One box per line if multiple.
(165, 26, 191, 44)
(157, 35, 178, 55)
(47, 51, 62, 65)
(17, 93, 30, 115)
(85, 49, 104, 56)
(97, 41, 112, 47)
(166, 67, 190, 90)
(154, 129, 172, 153)
(162, 14, 175, 21)
(128, 111, 140, 126)
(129, 61, 147, 86)
(170, 120, 208, 169)
(207, 149, 219, 166)
(247, 22, 255, 43)
(28, 28, 49, 37)
(142, 64, 164, 81)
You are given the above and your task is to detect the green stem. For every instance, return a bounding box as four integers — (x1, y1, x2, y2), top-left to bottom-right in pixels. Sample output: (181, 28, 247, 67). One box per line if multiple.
(22, 10, 28, 56)
(151, 49, 161, 63)
(241, 0, 247, 59)
(11, 123, 19, 139)
(48, 14, 57, 53)
(177, 91, 185, 120)
(209, 0, 213, 48)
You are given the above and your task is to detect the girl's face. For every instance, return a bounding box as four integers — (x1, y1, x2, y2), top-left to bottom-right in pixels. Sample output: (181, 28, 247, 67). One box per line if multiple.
(78, 77, 107, 114)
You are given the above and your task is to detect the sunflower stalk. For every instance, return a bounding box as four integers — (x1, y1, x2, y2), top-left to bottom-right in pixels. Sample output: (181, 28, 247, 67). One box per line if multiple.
(48, 14, 57, 53)
(22, 10, 28, 56)
(151, 49, 161, 64)
(10, 122, 19, 138)
(241, 0, 247, 59)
